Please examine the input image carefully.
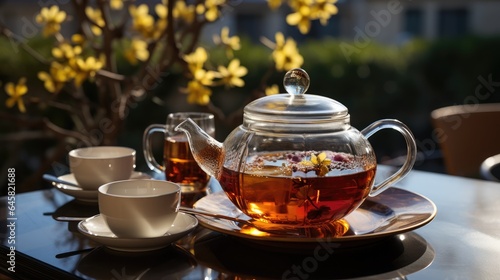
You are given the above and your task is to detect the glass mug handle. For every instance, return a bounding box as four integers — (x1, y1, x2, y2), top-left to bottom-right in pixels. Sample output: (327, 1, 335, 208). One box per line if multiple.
(142, 124, 166, 174)
(361, 119, 417, 197)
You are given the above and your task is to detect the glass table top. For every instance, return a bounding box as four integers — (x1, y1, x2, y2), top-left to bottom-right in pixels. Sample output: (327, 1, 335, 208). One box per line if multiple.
(2, 166, 500, 279)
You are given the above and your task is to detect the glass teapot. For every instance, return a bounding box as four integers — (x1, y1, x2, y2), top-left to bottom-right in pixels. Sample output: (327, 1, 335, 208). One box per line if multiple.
(176, 68, 416, 231)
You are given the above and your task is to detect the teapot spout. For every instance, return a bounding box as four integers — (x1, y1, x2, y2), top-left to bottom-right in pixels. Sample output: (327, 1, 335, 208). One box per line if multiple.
(175, 118, 224, 179)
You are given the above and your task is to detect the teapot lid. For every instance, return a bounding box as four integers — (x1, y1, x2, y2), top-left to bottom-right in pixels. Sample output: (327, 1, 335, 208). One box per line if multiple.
(244, 68, 349, 131)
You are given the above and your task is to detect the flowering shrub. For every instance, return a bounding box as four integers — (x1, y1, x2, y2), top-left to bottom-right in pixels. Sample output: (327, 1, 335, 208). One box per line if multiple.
(0, 0, 337, 188)
(2, 0, 338, 146)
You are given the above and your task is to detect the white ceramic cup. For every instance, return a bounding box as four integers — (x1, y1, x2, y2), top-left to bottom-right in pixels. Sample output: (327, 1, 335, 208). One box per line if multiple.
(69, 146, 136, 190)
(98, 179, 181, 238)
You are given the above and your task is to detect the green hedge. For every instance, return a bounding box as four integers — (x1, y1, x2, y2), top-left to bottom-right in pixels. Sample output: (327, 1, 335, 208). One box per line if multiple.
(2, 35, 499, 130)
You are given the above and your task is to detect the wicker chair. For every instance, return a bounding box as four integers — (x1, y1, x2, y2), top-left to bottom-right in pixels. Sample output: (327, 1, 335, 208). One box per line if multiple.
(431, 103, 500, 178)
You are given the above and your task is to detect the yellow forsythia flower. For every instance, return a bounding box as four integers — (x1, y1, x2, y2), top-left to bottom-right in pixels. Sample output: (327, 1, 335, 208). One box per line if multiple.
(286, 2, 312, 34)
(74, 56, 104, 86)
(110, 0, 123, 10)
(217, 59, 247, 88)
(265, 84, 280, 95)
(35, 6, 66, 37)
(268, 0, 283, 10)
(5, 78, 28, 113)
(124, 39, 150, 65)
(52, 43, 82, 61)
(85, 7, 105, 36)
(214, 27, 241, 58)
(129, 4, 158, 39)
(197, 0, 224, 22)
(173, 1, 195, 23)
(301, 152, 332, 176)
(184, 47, 209, 73)
(184, 80, 212, 105)
(272, 32, 303, 71)
(313, 0, 339, 25)
(38, 61, 74, 93)
(71, 34, 85, 44)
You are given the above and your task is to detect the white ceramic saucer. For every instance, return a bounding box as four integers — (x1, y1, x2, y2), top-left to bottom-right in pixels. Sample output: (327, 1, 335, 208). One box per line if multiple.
(78, 212, 198, 252)
(53, 172, 151, 202)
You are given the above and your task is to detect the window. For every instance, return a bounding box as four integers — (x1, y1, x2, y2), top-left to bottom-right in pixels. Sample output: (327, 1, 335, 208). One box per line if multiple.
(311, 15, 341, 39)
(405, 9, 423, 37)
(236, 14, 264, 43)
(438, 8, 468, 37)
(285, 14, 340, 41)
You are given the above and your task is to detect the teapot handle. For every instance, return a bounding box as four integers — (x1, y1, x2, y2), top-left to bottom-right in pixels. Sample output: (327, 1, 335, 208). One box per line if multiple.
(361, 119, 417, 197)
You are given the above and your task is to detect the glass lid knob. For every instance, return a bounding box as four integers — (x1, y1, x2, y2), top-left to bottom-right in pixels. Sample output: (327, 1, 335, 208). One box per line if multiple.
(283, 68, 310, 96)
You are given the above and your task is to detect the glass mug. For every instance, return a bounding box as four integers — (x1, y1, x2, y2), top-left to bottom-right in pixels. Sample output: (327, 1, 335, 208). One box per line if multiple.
(143, 112, 215, 206)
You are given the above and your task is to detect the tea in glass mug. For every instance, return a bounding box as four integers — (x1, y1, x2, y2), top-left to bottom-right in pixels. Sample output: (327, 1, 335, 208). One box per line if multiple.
(143, 112, 215, 206)
(163, 133, 209, 188)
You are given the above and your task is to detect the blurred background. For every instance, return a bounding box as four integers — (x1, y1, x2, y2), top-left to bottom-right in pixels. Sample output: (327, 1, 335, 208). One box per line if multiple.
(1, 0, 500, 193)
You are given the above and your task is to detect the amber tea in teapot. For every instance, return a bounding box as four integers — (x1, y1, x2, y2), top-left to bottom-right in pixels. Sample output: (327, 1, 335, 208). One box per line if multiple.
(220, 151, 376, 226)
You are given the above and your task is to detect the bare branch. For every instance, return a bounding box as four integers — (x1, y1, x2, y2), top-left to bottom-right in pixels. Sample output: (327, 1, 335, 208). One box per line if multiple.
(0, 25, 50, 65)
(97, 69, 126, 81)
(45, 99, 76, 112)
(43, 118, 90, 143)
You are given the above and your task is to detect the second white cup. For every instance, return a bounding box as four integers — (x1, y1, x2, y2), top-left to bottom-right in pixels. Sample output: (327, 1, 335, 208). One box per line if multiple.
(69, 146, 136, 190)
(98, 179, 180, 238)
